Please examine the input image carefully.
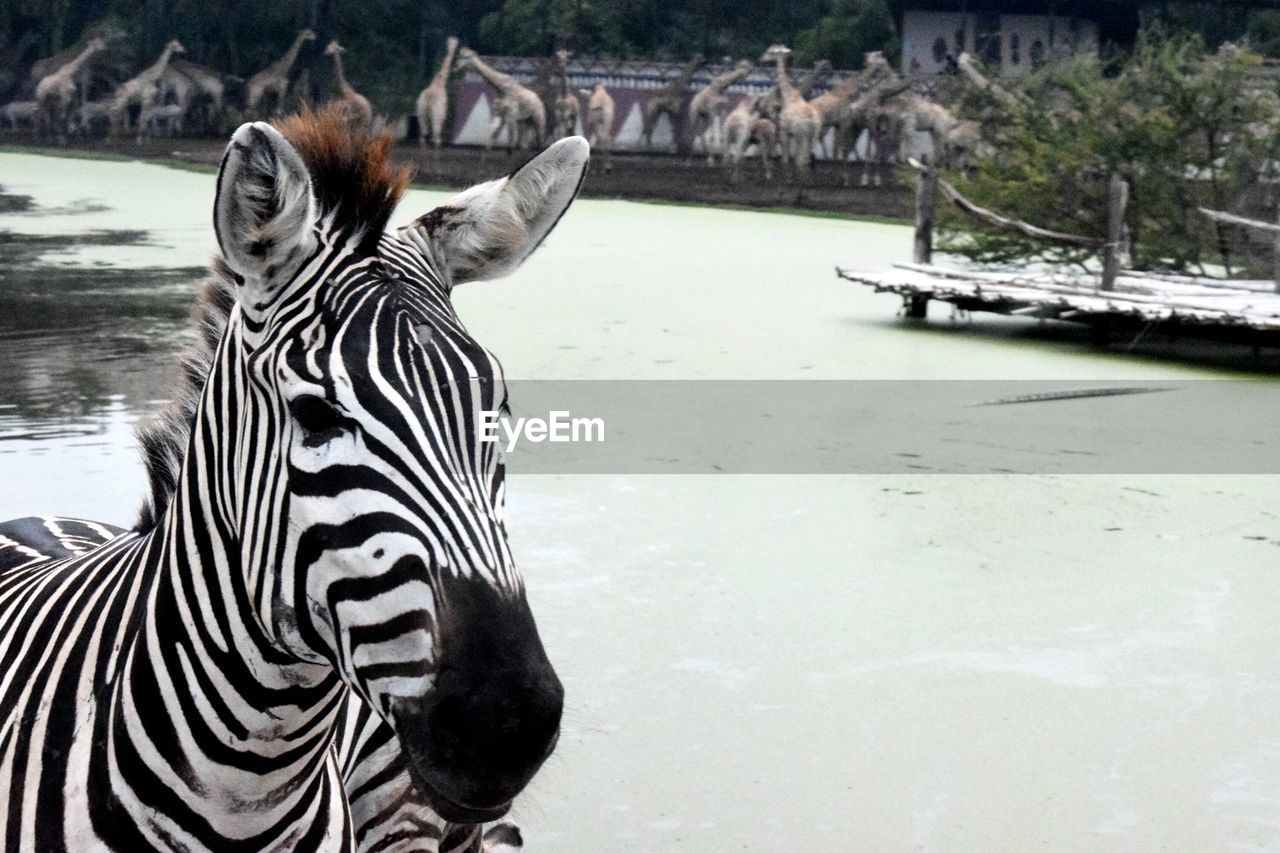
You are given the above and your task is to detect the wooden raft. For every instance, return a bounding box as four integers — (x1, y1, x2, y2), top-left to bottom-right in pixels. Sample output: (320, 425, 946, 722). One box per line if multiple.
(837, 262, 1280, 343)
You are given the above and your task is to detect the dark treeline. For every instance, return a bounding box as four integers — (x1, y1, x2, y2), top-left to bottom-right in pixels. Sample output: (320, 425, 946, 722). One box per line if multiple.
(0, 0, 893, 110)
(3, 0, 1280, 111)
(0, 0, 902, 69)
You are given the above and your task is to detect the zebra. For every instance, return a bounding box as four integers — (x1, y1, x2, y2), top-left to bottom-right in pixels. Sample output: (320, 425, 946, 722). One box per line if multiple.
(0, 517, 518, 853)
(0, 106, 588, 849)
(0, 229, 544, 853)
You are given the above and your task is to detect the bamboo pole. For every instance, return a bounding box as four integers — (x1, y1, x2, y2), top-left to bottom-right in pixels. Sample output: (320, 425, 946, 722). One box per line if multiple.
(1197, 206, 1280, 235)
(1197, 205, 1280, 294)
(906, 158, 1105, 249)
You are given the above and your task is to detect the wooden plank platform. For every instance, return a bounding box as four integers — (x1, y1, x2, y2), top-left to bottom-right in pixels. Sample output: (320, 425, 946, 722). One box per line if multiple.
(838, 263, 1280, 345)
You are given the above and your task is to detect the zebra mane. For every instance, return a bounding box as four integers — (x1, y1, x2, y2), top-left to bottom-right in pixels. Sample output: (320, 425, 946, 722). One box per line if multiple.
(275, 105, 412, 253)
(134, 261, 236, 531)
(133, 108, 413, 532)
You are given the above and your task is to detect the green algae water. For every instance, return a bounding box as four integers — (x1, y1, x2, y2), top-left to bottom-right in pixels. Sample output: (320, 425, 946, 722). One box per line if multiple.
(1, 150, 1278, 851)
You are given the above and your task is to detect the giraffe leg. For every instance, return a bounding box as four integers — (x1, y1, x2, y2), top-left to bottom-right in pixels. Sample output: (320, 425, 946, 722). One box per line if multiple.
(483, 115, 503, 165)
(692, 117, 706, 166)
(430, 118, 443, 169)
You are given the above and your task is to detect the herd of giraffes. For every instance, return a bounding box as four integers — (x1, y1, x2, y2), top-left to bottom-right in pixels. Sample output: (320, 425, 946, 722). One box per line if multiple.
(3, 29, 375, 142)
(444, 41, 985, 184)
(2, 29, 990, 185)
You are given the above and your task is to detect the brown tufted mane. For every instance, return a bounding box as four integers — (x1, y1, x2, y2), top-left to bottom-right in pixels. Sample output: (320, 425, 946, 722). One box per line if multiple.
(274, 104, 412, 252)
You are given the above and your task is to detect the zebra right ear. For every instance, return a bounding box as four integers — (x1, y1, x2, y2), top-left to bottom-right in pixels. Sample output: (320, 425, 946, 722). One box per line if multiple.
(214, 122, 317, 310)
(397, 136, 588, 286)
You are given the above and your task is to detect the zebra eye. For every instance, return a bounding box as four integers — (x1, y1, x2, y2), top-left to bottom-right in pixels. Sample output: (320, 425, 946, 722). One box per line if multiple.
(290, 395, 347, 445)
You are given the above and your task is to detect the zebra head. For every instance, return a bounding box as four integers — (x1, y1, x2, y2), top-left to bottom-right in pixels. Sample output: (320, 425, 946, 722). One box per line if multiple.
(211, 110, 586, 822)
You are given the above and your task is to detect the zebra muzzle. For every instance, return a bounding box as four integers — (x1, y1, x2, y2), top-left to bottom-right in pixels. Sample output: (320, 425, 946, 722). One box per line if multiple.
(386, 579, 563, 822)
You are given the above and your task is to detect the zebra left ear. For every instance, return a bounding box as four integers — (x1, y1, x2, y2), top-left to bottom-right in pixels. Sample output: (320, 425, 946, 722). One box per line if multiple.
(397, 136, 588, 286)
(214, 122, 318, 311)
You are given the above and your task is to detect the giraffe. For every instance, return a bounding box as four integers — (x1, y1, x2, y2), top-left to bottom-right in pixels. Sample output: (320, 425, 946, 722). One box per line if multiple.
(760, 45, 819, 181)
(324, 40, 373, 128)
(24, 27, 121, 96)
(756, 58, 836, 158)
(756, 59, 833, 123)
(896, 90, 974, 168)
(108, 38, 185, 136)
(956, 51, 1029, 111)
(581, 82, 615, 172)
(835, 78, 911, 186)
(641, 54, 704, 153)
(0, 100, 37, 131)
(72, 98, 114, 136)
(688, 59, 752, 164)
(245, 28, 315, 115)
(723, 96, 775, 183)
(160, 59, 235, 134)
(456, 48, 546, 157)
(808, 51, 896, 159)
(137, 101, 185, 138)
(33, 37, 107, 140)
(552, 49, 582, 140)
(415, 35, 458, 151)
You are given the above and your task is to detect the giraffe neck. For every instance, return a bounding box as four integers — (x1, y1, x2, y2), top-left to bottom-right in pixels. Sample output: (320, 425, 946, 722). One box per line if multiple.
(62, 44, 100, 77)
(711, 68, 743, 95)
(468, 56, 515, 95)
(331, 50, 351, 93)
(797, 67, 826, 98)
(274, 33, 309, 76)
(141, 45, 177, 84)
(835, 74, 862, 97)
(431, 41, 458, 88)
(773, 57, 799, 102)
(667, 60, 701, 97)
(678, 60, 702, 87)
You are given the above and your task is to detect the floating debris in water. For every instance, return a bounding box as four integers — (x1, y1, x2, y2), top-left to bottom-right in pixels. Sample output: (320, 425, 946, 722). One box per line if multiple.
(970, 386, 1173, 406)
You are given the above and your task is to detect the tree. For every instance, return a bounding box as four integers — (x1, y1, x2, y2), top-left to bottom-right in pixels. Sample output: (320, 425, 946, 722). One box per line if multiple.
(940, 30, 1280, 277)
(793, 0, 898, 69)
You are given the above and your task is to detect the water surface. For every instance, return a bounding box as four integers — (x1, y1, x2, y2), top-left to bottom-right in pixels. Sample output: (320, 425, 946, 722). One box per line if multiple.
(1, 151, 1277, 852)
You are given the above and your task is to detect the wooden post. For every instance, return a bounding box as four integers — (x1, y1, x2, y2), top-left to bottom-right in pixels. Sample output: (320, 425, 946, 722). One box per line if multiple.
(1101, 173, 1128, 292)
(914, 165, 938, 265)
(907, 166, 937, 319)
(1273, 204, 1280, 295)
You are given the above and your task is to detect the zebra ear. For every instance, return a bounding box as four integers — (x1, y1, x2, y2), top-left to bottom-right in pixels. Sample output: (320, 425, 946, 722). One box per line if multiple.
(398, 136, 588, 286)
(214, 122, 317, 308)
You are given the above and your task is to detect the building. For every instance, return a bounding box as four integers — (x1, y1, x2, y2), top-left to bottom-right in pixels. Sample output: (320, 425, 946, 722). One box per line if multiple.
(890, 1, 1142, 75)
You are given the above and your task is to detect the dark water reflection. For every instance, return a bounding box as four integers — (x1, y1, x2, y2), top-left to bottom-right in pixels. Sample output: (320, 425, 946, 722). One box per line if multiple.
(0, 188, 204, 520)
